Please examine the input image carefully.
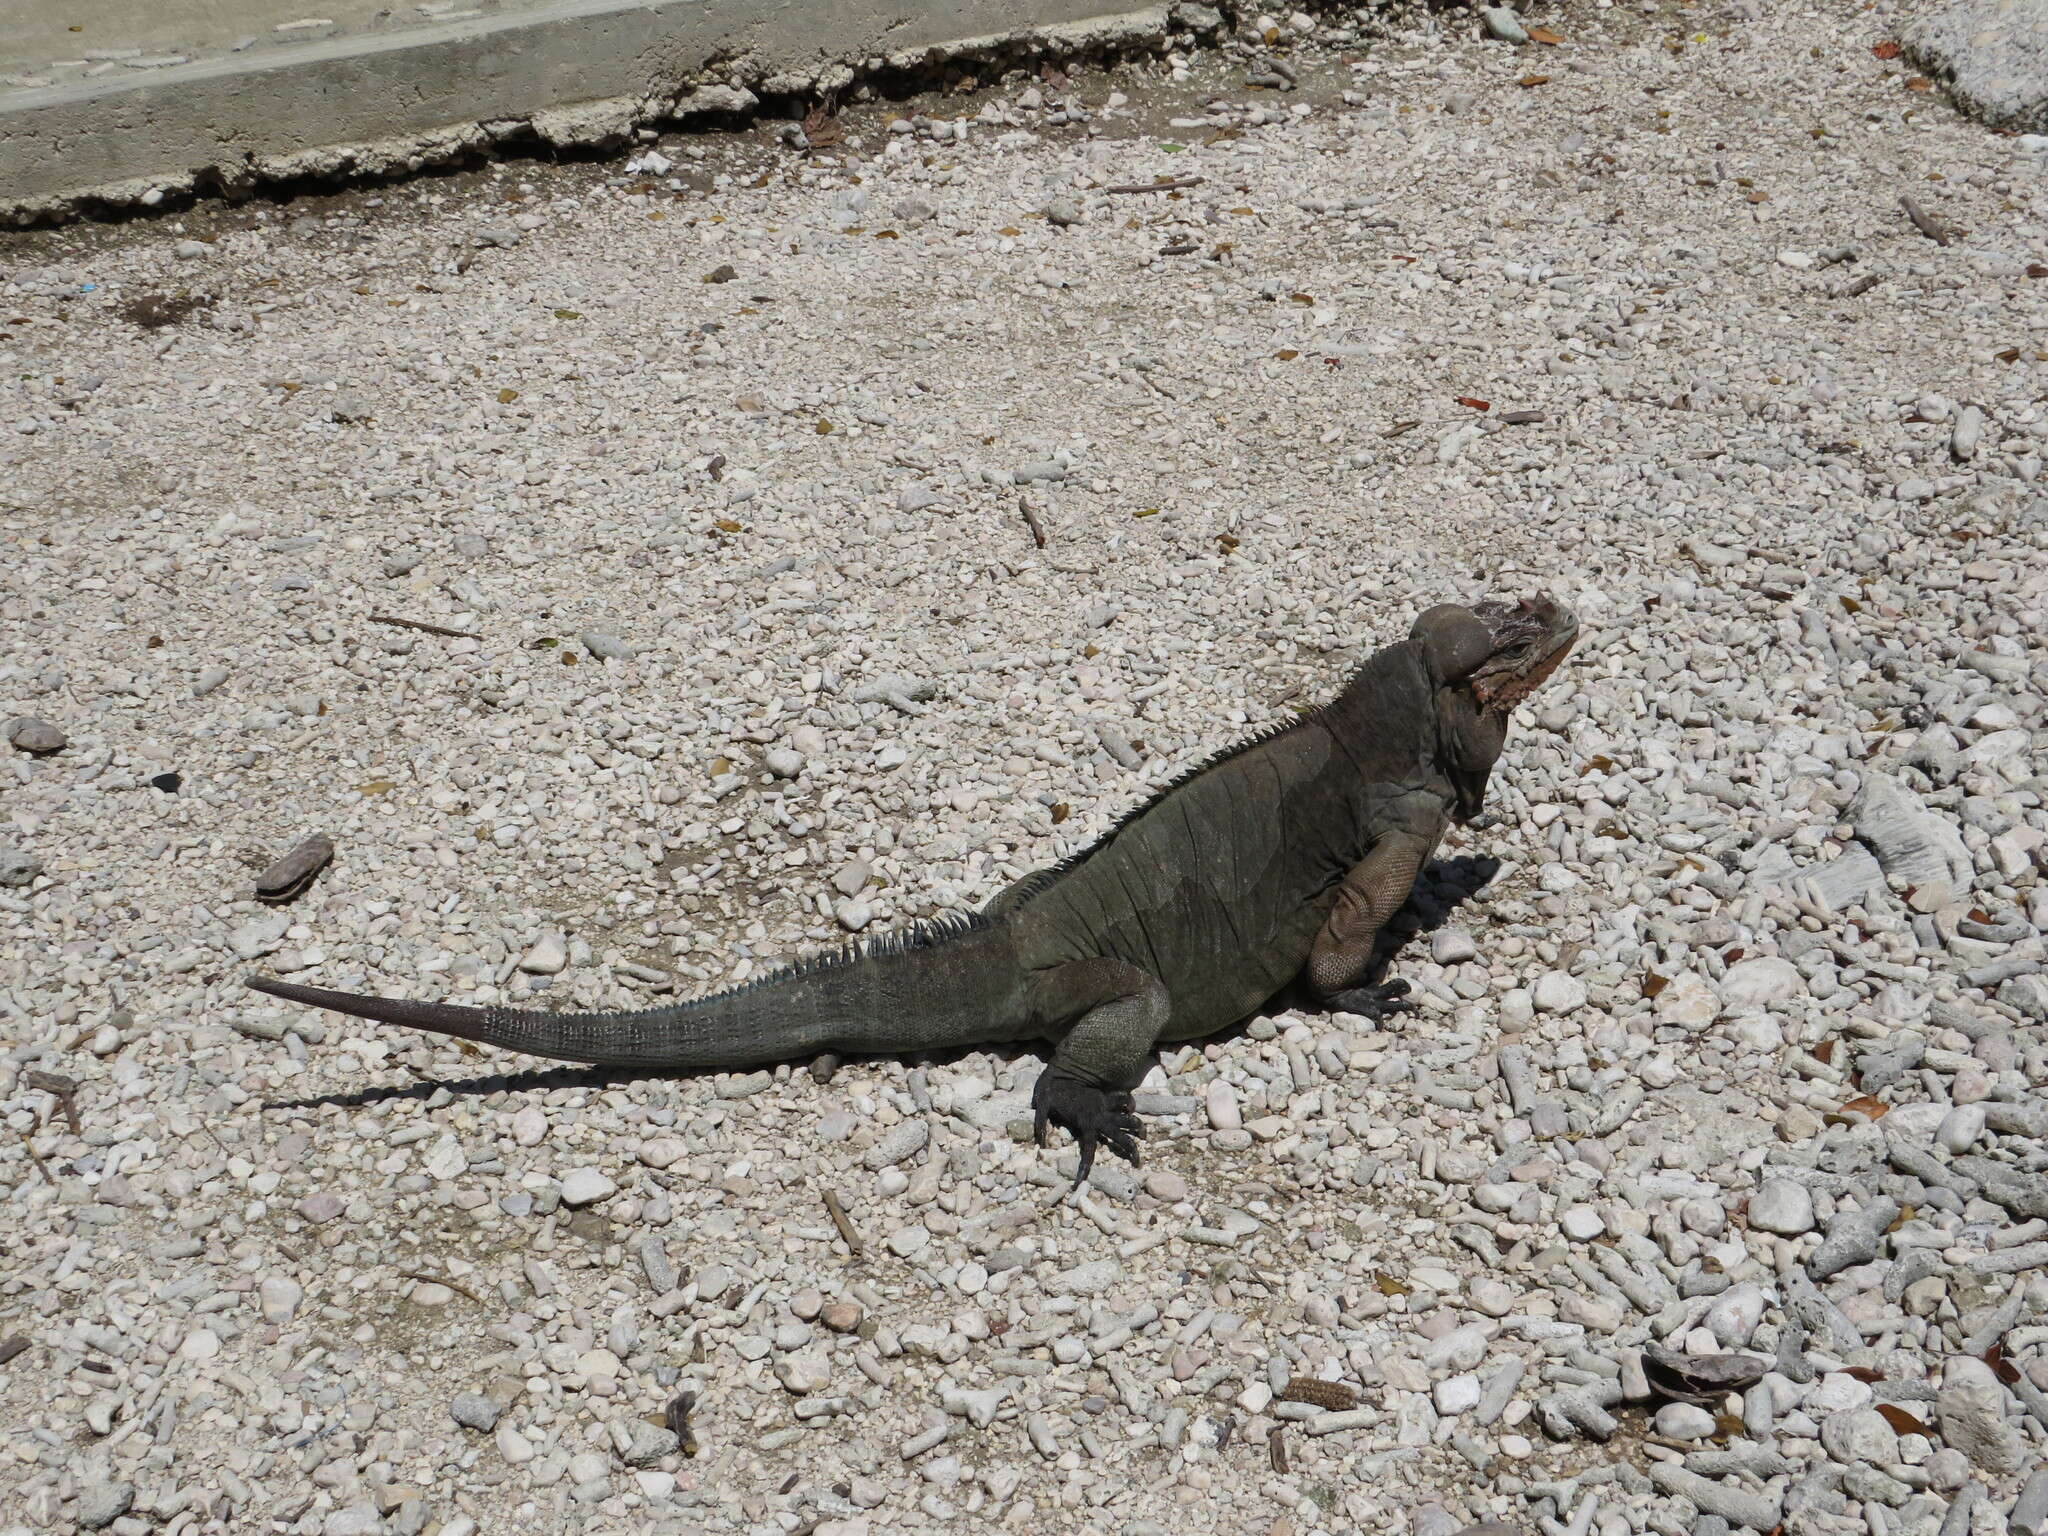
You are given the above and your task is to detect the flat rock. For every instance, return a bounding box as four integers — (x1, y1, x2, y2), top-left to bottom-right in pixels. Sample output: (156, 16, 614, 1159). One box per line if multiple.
(6, 716, 67, 754)
(1655, 969, 1720, 1030)
(76, 1483, 135, 1530)
(1749, 1178, 1816, 1235)
(1849, 772, 1974, 890)
(1717, 956, 1802, 1010)
(558, 1167, 617, 1206)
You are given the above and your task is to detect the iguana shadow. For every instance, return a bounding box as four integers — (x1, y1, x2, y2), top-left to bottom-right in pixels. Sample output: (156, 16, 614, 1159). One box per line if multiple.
(262, 853, 1503, 1112)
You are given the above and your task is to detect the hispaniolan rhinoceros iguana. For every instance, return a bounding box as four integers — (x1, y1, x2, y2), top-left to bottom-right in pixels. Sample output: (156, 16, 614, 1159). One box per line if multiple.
(251, 594, 1578, 1180)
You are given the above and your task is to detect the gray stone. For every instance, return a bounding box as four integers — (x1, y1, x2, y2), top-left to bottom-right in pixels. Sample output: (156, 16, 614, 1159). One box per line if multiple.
(297, 1191, 345, 1222)
(1849, 772, 1973, 891)
(580, 631, 637, 661)
(323, 1504, 384, 1536)
(450, 1392, 503, 1431)
(6, 716, 66, 754)
(559, 1167, 617, 1206)
(1809, 1197, 1900, 1280)
(1480, 5, 1528, 43)
(1903, 0, 2048, 133)
(259, 1274, 304, 1324)
(619, 1421, 678, 1464)
(76, 1483, 135, 1530)
(1935, 1354, 2025, 1472)
(255, 833, 335, 899)
(1717, 957, 1802, 1010)
(0, 841, 43, 888)
(1749, 1179, 1817, 1236)
(1654, 1402, 1717, 1440)
(1821, 1405, 1901, 1466)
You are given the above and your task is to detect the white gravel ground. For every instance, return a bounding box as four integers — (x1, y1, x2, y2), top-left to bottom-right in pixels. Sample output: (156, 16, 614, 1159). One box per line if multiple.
(2, 4, 2047, 1536)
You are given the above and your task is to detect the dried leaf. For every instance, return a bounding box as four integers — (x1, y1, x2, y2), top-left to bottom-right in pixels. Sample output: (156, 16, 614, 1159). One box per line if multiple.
(1134, 507, 1161, 519)
(1374, 1273, 1410, 1297)
(1276, 349, 1299, 360)
(356, 779, 396, 796)
(1289, 292, 1315, 305)
(1844, 1365, 1886, 1383)
(801, 104, 842, 150)
(497, 388, 519, 404)
(1840, 594, 1862, 613)
(1050, 804, 1070, 824)
(1814, 1039, 1836, 1065)
(553, 309, 581, 320)
(1839, 1095, 1889, 1120)
(1642, 971, 1670, 999)
(1983, 1342, 2020, 1385)
(714, 518, 742, 534)
(1518, 74, 1552, 88)
(702, 264, 738, 284)
(815, 420, 833, 435)
(1643, 1343, 1769, 1405)
(1871, 40, 1901, 59)
(1580, 754, 1617, 775)
(1904, 76, 1932, 91)
(1527, 24, 1563, 44)
(1456, 396, 1491, 411)
(1875, 1404, 1929, 1435)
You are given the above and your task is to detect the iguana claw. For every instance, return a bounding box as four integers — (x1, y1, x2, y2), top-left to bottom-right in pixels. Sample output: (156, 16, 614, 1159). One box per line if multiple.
(1032, 1070, 1144, 1186)
(1323, 978, 1416, 1021)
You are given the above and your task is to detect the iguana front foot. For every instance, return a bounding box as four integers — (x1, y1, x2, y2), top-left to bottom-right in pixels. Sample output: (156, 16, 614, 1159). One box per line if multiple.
(1032, 1070, 1144, 1186)
(1321, 978, 1416, 1021)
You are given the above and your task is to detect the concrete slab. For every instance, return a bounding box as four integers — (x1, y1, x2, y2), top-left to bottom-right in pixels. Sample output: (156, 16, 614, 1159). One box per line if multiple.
(1902, 0, 2048, 134)
(1, 0, 1213, 222)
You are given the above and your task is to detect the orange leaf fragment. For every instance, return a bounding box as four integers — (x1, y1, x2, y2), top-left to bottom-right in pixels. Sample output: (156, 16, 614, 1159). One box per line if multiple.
(1871, 40, 1901, 59)
(1528, 25, 1563, 44)
(1519, 74, 1551, 87)
(1456, 396, 1491, 411)
(1875, 1405, 1929, 1435)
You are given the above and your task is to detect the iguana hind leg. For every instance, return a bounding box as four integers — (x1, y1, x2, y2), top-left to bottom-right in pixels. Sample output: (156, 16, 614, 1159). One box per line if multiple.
(1031, 957, 1169, 1184)
(1307, 831, 1436, 1019)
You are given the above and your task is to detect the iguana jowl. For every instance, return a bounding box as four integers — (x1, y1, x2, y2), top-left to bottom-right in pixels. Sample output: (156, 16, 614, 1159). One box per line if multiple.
(251, 595, 1577, 1180)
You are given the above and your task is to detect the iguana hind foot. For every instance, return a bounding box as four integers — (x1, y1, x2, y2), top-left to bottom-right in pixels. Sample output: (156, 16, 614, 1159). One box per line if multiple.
(1033, 1071, 1144, 1186)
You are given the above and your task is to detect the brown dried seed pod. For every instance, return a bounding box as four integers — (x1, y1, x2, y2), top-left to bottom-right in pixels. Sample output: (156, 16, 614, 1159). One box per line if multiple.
(1277, 1377, 1359, 1411)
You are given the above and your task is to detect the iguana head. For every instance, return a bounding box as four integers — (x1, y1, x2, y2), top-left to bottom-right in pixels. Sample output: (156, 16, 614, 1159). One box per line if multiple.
(1467, 593, 1578, 713)
(1411, 592, 1579, 714)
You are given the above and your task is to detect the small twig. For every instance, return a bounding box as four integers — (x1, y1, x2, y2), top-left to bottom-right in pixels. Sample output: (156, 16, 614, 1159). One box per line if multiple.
(1899, 195, 1950, 247)
(1019, 499, 1047, 548)
(399, 1269, 484, 1304)
(1268, 1424, 1289, 1473)
(1382, 420, 1421, 438)
(1840, 272, 1884, 299)
(369, 613, 475, 640)
(822, 1190, 865, 1258)
(1105, 177, 1205, 194)
(15, 1128, 55, 1185)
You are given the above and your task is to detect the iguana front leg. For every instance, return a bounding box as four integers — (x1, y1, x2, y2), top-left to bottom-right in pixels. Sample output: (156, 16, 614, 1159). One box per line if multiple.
(1307, 831, 1437, 1020)
(1031, 957, 1169, 1184)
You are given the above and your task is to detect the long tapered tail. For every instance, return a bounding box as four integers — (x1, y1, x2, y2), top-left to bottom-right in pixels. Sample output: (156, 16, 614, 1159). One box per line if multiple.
(246, 916, 1019, 1071)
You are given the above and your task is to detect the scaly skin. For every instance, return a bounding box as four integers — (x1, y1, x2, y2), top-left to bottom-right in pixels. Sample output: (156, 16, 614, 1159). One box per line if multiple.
(250, 594, 1578, 1182)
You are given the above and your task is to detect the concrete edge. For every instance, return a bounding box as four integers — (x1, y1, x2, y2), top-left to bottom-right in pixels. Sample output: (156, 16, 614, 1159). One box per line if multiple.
(0, 0, 1245, 226)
